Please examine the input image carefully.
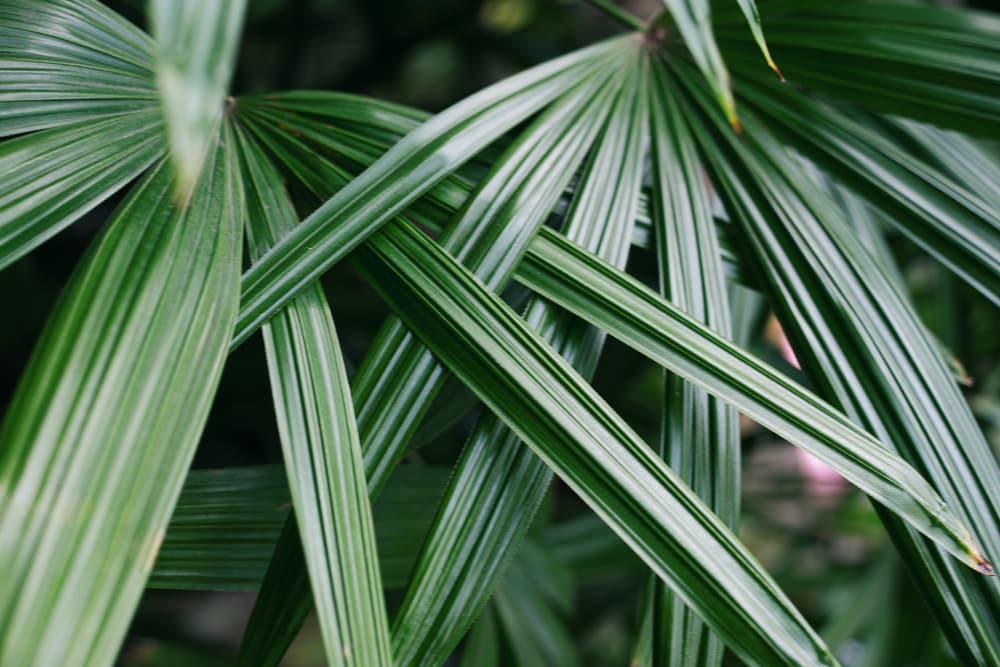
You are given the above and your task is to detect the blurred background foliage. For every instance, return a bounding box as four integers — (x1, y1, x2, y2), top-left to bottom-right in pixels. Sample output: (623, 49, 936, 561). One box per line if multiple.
(1, 1, 996, 665)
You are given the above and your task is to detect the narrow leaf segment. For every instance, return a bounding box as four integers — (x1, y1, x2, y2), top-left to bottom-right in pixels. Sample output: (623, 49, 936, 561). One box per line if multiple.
(0, 136, 243, 666)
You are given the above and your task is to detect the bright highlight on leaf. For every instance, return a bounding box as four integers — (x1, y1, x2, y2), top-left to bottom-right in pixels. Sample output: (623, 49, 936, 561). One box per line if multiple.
(0, 141, 243, 666)
(150, 0, 247, 196)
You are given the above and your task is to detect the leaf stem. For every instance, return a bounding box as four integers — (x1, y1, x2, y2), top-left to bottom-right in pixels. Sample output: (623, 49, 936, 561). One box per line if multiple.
(583, 0, 644, 31)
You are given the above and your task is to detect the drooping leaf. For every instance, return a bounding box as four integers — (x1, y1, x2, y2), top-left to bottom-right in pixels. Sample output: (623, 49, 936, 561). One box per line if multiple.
(232, 36, 630, 348)
(0, 133, 243, 666)
(392, 48, 647, 667)
(638, 57, 739, 667)
(737, 77, 1000, 305)
(669, 58, 1000, 664)
(0, 112, 163, 270)
(0, 0, 157, 136)
(717, 1, 1000, 137)
(353, 219, 839, 667)
(234, 125, 392, 667)
(516, 226, 990, 574)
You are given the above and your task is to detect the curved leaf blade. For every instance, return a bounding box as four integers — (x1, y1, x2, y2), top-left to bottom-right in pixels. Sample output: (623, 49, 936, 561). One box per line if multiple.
(232, 36, 630, 348)
(670, 58, 1000, 662)
(392, 49, 648, 667)
(0, 0, 157, 136)
(737, 78, 1000, 305)
(0, 111, 163, 270)
(234, 126, 392, 667)
(353, 219, 839, 667)
(638, 58, 739, 667)
(0, 136, 243, 665)
(516, 227, 990, 574)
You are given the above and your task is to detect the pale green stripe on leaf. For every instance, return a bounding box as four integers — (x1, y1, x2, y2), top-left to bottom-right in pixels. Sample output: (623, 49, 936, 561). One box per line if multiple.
(234, 126, 392, 667)
(0, 131, 242, 666)
(151, 0, 247, 195)
(516, 227, 990, 574)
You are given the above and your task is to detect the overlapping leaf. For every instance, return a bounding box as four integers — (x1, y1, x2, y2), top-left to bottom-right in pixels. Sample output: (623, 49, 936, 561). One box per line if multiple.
(392, 48, 647, 667)
(717, 1, 1000, 136)
(151, 0, 247, 194)
(0, 138, 242, 665)
(233, 48, 633, 665)
(637, 59, 739, 667)
(737, 78, 1000, 304)
(233, 36, 629, 347)
(234, 125, 392, 667)
(353, 217, 841, 666)
(517, 226, 989, 574)
(0, 112, 163, 270)
(668, 57, 1000, 664)
(0, 0, 157, 136)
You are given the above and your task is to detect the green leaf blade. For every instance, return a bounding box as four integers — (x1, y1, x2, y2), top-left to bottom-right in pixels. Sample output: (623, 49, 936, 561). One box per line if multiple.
(151, 0, 247, 194)
(0, 0, 158, 136)
(233, 125, 392, 667)
(669, 58, 1000, 661)
(0, 135, 243, 665)
(639, 58, 740, 667)
(0, 111, 164, 270)
(232, 37, 629, 348)
(516, 227, 989, 575)
(392, 48, 648, 667)
(354, 219, 839, 667)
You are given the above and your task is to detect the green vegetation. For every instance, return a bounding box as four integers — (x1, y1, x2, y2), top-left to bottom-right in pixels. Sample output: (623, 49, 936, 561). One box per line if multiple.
(0, 1, 997, 665)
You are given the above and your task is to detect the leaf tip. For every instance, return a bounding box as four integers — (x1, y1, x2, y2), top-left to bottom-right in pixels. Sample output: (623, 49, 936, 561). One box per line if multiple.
(728, 110, 743, 134)
(974, 553, 994, 576)
(769, 60, 785, 82)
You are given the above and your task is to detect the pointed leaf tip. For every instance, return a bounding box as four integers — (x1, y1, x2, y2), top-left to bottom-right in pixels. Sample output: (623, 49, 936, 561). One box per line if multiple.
(770, 61, 785, 82)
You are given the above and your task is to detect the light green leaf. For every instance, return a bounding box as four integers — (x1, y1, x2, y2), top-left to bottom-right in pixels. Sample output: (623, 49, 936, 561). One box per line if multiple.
(0, 0, 157, 136)
(233, 125, 392, 667)
(151, 0, 247, 194)
(657, 0, 739, 128)
(237, 90, 753, 286)
(392, 49, 647, 667)
(232, 50, 631, 665)
(352, 219, 839, 667)
(638, 57, 739, 667)
(0, 133, 243, 665)
(0, 112, 163, 270)
(670, 56, 1000, 663)
(734, 0, 783, 78)
(516, 226, 990, 574)
(737, 77, 1000, 305)
(232, 36, 630, 348)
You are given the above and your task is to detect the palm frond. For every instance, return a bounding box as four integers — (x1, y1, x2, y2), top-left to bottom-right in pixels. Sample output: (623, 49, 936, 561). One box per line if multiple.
(0, 136, 242, 666)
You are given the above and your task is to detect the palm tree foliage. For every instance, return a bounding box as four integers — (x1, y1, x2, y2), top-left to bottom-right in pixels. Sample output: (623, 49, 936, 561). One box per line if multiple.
(0, 0, 997, 665)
